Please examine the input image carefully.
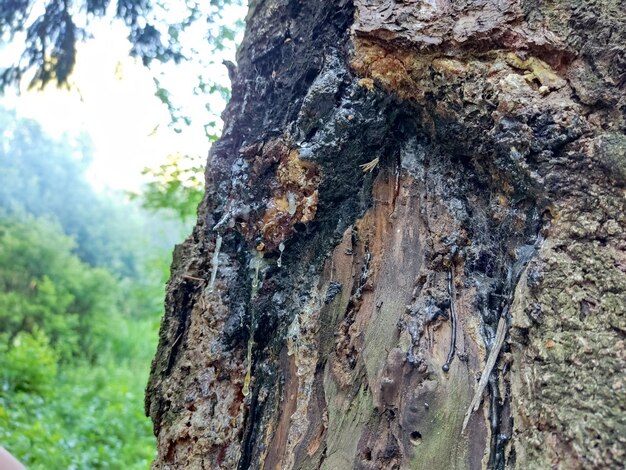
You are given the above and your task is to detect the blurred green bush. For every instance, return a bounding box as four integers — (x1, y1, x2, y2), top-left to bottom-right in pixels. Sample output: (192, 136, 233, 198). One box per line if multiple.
(0, 108, 191, 469)
(0, 215, 161, 469)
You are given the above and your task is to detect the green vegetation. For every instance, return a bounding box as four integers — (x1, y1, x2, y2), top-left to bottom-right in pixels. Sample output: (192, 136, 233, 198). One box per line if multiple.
(133, 153, 205, 223)
(0, 0, 243, 91)
(0, 107, 188, 468)
(0, 1, 245, 465)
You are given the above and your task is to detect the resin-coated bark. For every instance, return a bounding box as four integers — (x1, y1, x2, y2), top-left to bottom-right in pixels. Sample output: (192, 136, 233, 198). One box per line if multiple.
(146, 1, 625, 468)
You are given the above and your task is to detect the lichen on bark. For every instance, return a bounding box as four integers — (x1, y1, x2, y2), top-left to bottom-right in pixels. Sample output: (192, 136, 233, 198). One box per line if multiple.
(146, 0, 626, 468)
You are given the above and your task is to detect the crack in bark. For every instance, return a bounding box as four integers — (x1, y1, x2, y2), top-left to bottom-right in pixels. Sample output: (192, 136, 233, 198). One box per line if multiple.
(442, 266, 458, 373)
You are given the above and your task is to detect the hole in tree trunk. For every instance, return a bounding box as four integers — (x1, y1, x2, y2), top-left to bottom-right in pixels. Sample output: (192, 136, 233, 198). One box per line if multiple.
(410, 431, 423, 445)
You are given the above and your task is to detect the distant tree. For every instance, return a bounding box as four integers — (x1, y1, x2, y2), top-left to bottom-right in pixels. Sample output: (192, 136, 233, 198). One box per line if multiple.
(0, 214, 159, 470)
(0, 107, 134, 274)
(0, 213, 117, 360)
(0, 106, 188, 277)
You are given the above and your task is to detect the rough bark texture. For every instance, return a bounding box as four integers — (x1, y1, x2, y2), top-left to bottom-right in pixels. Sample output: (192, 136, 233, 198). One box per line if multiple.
(146, 0, 626, 468)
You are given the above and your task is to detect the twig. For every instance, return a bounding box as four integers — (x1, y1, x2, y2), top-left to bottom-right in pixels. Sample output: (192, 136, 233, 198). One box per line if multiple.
(462, 315, 507, 432)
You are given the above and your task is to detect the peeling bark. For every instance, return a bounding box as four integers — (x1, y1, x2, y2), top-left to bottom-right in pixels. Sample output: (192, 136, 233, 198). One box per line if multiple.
(146, 0, 625, 468)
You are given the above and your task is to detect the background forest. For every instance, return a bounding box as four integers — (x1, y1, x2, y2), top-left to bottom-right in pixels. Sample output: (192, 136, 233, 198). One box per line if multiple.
(0, 0, 244, 467)
(0, 105, 191, 468)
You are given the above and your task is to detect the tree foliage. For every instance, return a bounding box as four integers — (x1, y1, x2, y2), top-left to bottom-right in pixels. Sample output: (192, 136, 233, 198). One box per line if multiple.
(0, 214, 118, 361)
(0, 1, 245, 464)
(0, 0, 243, 91)
(1, 0, 245, 225)
(1, 1, 245, 229)
(0, 211, 158, 469)
(0, 105, 188, 468)
(134, 152, 205, 222)
(0, 0, 177, 90)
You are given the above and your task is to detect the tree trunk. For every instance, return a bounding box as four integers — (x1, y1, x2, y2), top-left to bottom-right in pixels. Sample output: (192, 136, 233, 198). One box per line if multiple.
(145, 0, 626, 468)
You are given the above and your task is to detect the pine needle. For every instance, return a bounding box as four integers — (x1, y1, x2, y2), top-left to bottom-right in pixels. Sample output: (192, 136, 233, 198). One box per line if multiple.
(360, 157, 379, 173)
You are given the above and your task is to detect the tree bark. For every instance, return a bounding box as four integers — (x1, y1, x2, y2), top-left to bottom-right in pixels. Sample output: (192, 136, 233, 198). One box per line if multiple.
(146, 0, 626, 468)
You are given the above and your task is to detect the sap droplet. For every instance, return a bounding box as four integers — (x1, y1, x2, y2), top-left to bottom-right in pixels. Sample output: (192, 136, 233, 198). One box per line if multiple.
(277, 242, 285, 267)
(287, 192, 297, 215)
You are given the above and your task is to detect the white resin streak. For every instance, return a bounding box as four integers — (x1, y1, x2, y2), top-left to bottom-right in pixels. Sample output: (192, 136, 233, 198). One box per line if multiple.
(208, 234, 223, 291)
